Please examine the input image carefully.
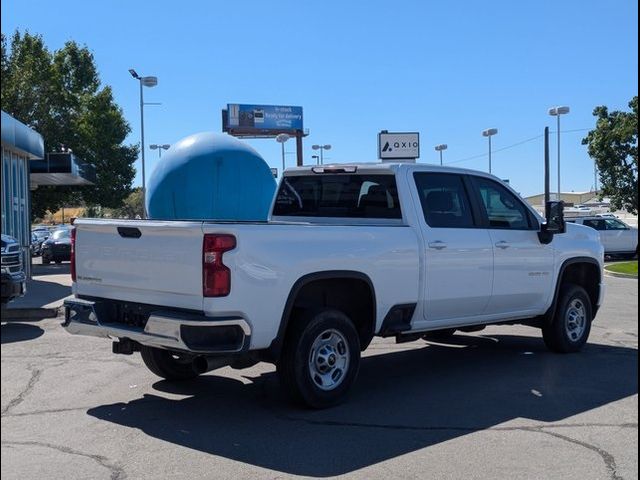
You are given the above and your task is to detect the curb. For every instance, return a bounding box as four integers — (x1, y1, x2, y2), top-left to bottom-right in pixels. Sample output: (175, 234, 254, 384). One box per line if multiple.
(1, 306, 60, 321)
(604, 269, 638, 279)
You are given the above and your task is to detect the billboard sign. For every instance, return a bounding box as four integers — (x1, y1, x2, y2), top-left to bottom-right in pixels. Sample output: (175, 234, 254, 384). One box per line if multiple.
(226, 104, 303, 133)
(378, 131, 420, 161)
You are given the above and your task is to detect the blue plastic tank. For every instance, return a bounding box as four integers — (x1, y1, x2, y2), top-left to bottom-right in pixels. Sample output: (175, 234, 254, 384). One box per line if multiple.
(146, 132, 276, 221)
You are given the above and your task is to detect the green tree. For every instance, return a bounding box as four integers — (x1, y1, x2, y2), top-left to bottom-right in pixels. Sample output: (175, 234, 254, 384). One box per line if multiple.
(1, 31, 138, 219)
(582, 97, 638, 214)
(108, 187, 144, 219)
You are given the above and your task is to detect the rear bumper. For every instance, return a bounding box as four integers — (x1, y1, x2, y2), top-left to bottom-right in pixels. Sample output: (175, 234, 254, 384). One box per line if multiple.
(62, 297, 251, 354)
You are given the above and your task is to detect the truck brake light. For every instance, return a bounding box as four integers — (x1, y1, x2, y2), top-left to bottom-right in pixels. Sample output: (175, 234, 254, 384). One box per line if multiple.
(203, 234, 236, 297)
(70, 228, 77, 282)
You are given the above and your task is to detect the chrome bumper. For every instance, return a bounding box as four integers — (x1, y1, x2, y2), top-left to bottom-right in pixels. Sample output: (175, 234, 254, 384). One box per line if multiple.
(63, 297, 251, 354)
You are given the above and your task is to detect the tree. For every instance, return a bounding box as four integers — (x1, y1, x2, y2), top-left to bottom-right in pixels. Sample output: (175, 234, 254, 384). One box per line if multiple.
(109, 188, 144, 219)
(582, 97, 638, 214)
(1, 31, 138, 219)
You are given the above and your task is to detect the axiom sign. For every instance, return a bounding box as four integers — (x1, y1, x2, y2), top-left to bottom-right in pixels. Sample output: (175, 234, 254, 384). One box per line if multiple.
(378, 132, 420, 161)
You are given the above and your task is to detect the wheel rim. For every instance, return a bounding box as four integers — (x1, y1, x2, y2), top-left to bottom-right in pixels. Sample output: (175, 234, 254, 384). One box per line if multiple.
(308, 328, 350, 391)
(565, 298, 587, 342)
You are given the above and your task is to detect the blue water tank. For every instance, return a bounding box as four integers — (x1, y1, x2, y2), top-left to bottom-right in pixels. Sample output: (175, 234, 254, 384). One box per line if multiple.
(146, 132, 277, 221)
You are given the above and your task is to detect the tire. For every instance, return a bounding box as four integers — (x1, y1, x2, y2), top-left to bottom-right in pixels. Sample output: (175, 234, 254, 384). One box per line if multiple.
(140, 346, 200, 380)
(277, 308, 361, 409)
(55, 260, 62, 264)
(422, 328, 457, 341)
(42, 254, 51, 265)
(542, 284, 592, 353)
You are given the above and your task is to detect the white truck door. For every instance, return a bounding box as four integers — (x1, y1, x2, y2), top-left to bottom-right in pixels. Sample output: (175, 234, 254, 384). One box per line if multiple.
(411, 172, 493, 321)
(583, 218, 610, 251)
(604, 218, 634, 252)
(470, 176, 554, 315)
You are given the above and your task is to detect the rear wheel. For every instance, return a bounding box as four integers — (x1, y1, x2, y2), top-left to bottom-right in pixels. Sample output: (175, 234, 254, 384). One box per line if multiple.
(543, 284, 592, 353)
(140, 346, 200, 380)
(277, 308, 361, 408)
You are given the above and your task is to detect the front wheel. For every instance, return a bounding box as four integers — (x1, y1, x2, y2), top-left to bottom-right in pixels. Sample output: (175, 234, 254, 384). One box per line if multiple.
(140, 346, 200, 380)
(277, 309, 361, 408)
(542, 284, 592, 353)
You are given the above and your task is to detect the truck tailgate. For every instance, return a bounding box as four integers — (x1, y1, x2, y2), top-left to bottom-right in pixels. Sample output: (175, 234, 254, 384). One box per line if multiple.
(74, 219, 204, 310)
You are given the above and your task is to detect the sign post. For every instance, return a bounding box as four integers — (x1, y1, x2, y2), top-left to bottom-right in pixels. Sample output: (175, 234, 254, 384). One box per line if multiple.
(222, 104, 307, 166)
(378, 131, 420, 162)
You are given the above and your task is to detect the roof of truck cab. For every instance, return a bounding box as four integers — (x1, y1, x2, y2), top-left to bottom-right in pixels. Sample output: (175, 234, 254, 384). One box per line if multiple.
(283, 162, 502, 179)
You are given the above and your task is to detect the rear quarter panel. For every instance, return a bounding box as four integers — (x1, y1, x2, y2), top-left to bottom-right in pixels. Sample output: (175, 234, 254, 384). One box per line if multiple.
(203, 223, 421, 349)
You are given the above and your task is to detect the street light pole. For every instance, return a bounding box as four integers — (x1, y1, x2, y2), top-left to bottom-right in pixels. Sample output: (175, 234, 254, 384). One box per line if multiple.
(275, 134, 290, 175)
(482, 129, 498, 174)
(129, 69, 158, 218)
(434, 144, 448, 165)
(150, 144, 170, 159)
(311, 144, 331, 165)
(548, 106, 570, 200)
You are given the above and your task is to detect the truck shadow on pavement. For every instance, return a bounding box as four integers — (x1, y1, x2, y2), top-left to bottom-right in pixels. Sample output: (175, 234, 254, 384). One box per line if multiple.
(0, 322, 44, 344)
(87, 334, 638, 477)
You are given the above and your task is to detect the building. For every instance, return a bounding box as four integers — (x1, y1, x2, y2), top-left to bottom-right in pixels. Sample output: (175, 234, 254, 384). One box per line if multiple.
(524, 191, 599, 210)
(1, 111, 44, 270)
(2, 111, 95, 276)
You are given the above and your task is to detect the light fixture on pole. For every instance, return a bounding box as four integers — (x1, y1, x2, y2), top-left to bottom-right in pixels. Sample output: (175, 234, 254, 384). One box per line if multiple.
(434, 144, 448, 165)
(482, 128, 498, 174)
(129, 69, 158, 218)
(311, 144, 331, 165)
(548, 106, 570, 200)
(275, 134, 291, 175)
(150, 144, 170, 158)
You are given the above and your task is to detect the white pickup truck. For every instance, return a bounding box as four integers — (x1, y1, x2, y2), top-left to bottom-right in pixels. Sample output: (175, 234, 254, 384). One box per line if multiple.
(64, 163, 605, 408)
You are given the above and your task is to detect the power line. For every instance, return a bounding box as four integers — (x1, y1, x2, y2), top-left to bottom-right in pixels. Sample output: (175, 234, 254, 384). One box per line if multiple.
(445, 128, 592, 165)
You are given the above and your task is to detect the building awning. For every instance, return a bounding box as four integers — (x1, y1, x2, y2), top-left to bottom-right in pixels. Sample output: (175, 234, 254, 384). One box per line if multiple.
(30, 152, 96, 186)
(1, 110, 45, 159)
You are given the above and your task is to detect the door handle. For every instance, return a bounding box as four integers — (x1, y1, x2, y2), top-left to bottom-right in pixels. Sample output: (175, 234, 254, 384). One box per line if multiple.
(428, 241, 447, 250)
(495, 241, 510, 249)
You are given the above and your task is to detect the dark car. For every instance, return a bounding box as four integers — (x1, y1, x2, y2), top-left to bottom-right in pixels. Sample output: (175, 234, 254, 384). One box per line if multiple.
(1, 234, 26, 304)
(41, 227, 73, 264)
(31, 229, 50, 257)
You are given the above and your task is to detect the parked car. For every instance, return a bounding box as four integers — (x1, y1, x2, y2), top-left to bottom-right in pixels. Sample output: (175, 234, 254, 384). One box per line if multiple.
(567, 216, 638, 258)
(595, 213, 619, 218)
(64, 163, 604, 408)
(1, 234, 26, 304)
(41, 227, 73, 264)
(31, 229, 50, 257)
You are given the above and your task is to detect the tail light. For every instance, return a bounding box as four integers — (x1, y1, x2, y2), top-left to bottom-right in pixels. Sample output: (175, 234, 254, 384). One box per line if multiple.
(203, 234, 236, 297)
(70, 227, 77, 282)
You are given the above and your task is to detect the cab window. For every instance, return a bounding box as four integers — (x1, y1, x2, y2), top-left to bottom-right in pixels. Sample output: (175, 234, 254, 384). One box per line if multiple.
(471, 177, 533, 230)
(605, 219, 629, 230)
(583, 219, 606, 230)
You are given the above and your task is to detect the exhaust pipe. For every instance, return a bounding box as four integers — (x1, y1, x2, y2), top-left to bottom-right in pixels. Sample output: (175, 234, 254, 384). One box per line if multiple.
(193, 355, 232, 374)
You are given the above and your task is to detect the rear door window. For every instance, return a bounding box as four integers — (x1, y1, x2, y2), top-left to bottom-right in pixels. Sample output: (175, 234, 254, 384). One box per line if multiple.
(413, 173, 476, 228)
(273, 174, 402, 219)
(583, 219, 606, 230)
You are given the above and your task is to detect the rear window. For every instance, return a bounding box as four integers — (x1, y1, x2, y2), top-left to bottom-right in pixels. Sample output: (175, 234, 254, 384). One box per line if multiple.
(273, 174, 402, 219)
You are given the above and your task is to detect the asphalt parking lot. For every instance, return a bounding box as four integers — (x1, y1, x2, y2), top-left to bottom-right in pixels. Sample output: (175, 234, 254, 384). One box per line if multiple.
(1, 276, 637, 480)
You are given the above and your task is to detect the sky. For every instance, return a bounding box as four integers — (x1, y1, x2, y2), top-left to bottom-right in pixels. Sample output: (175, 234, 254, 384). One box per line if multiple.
(2, 0, 638, 197)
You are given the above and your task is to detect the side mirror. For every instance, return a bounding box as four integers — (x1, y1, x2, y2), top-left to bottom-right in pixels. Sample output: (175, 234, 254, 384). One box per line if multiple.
(538, 201, 565, 244)
(545, 200, 566, 234)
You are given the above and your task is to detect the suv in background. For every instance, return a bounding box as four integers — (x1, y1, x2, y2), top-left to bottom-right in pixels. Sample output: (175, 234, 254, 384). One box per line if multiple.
(1, 234, 26, 304)
(41, 227, 73, 264)
(567, 216, 638, 258)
